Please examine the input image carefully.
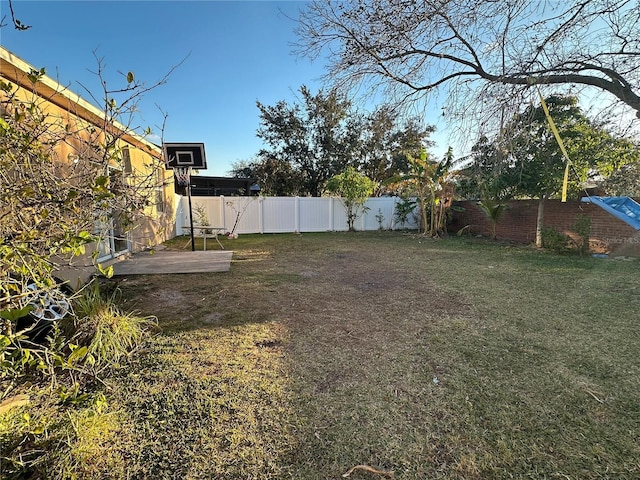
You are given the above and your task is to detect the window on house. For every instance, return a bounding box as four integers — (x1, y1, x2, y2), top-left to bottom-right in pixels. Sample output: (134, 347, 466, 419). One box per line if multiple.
(155, 166, 165, 214)
(156, 166, 165, 186)
(122, 147, 132, 174)
(155, 189, 165, 213)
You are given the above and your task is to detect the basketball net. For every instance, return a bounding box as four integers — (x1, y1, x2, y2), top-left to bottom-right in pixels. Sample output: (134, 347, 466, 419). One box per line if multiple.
(174, 166, 191, 187)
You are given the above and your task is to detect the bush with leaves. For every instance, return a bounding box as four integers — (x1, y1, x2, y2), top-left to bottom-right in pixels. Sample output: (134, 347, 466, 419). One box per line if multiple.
(326, 166, 376, 231)
(193, 203, 212, 234)
(394, 197, 417, 230)
(1, 58, 169, 358)
(541, 227, 570, 254)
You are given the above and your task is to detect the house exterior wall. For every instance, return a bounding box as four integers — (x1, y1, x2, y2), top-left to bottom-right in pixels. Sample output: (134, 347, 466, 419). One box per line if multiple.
(1, 47, 176, 273)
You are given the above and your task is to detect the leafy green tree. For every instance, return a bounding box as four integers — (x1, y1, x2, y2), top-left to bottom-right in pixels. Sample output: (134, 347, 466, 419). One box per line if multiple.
(358, 107, 434, 194)
(459, 95, 639, 242)
(256, 86, 359, 197)
(326, 167, 376, 231)
(506, 94, 638, 246)
(255, 86, 436, 197)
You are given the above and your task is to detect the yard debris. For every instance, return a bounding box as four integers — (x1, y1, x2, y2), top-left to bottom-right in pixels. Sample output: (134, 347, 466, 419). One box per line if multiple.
(585, 388, 605, 404)
(0, 394, 30, 414)
(342, 464, 394, 478)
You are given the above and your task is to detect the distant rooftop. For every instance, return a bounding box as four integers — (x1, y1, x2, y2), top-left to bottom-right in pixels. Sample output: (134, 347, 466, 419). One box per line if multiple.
(174, 175, 259, 196)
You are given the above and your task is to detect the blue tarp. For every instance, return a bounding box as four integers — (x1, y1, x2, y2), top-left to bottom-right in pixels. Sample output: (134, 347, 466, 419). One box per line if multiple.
(581, 196, 640, 230)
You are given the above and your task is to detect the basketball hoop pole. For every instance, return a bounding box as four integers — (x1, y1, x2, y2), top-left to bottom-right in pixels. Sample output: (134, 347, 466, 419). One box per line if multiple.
(185, 168, 195, 251)
(162, 143, 207, 253)
(173, 166, 195, 251)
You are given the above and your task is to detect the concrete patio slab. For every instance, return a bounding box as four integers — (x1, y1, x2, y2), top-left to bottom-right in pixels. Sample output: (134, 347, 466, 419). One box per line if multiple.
(112, 250, 233, 275)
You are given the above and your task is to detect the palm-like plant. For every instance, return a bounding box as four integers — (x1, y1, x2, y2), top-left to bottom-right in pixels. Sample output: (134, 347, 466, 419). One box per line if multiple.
(391, 147, 458, 236)
(477, 195, 508, 240)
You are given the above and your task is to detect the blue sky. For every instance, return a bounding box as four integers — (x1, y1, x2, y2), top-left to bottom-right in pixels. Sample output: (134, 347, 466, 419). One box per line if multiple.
(1, 0, 450, 176)
(0, 1, 324, 175)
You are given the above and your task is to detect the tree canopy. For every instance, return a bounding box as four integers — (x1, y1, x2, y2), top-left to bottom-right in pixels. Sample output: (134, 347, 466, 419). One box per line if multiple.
(460, 95, 640, 200)
(508, 95, 639, 200)
(255, 86, 356, 197)
(295, 0, 640, 137)
(244, 86, 435, 196)
(457, 94, 640, 244)
(358, 107, 433, 194)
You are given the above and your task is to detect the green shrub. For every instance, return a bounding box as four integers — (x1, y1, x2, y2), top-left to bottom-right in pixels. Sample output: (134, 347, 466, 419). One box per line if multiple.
(394, 197, 417, 229)
(541, 216, 592, 256)
(572, 214, 591, 256)
(375, 208, 385, 230)
(541, 227, 570, 254)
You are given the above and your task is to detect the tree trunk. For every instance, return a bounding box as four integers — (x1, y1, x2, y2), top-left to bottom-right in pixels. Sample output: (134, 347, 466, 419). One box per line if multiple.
(347, 204, 355, 231)
(536, 195, 545, 248)
(420, 199, 428, 234)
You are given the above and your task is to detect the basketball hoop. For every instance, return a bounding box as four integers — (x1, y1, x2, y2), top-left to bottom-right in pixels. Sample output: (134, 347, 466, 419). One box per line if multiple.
(174, 166, 191, 187)
(163, 143, 206, 252)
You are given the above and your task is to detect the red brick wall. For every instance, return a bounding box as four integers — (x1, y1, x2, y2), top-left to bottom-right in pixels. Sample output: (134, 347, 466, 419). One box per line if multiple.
(451, 199, 640, 254)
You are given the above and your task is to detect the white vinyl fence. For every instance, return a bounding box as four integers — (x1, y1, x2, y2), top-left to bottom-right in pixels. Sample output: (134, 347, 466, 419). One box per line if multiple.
(174, 196, 418, 235)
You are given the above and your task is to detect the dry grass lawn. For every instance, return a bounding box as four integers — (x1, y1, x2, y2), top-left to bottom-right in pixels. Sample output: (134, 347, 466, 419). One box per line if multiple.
(94, 232, 639, 479)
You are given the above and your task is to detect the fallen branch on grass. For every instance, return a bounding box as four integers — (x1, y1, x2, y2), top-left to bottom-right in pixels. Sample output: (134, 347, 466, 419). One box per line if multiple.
(581, 382, 606, 404)
(342, 464, 395, 478)
(585, 388, 605, 404)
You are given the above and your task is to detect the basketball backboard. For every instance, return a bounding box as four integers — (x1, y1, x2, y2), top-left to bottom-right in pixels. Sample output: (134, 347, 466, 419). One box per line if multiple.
(163, 143, 207, 170)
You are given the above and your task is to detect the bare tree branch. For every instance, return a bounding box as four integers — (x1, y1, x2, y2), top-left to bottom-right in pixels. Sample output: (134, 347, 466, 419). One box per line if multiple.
(295, 0, 640, 133)
(7, 0, 31, 30)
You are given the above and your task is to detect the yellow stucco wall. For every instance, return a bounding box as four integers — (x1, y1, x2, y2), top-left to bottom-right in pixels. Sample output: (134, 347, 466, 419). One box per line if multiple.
(1, 47, 176, 272)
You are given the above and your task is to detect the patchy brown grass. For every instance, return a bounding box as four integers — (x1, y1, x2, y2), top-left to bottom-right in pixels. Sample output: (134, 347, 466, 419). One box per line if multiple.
(94, 232, 639, 479)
